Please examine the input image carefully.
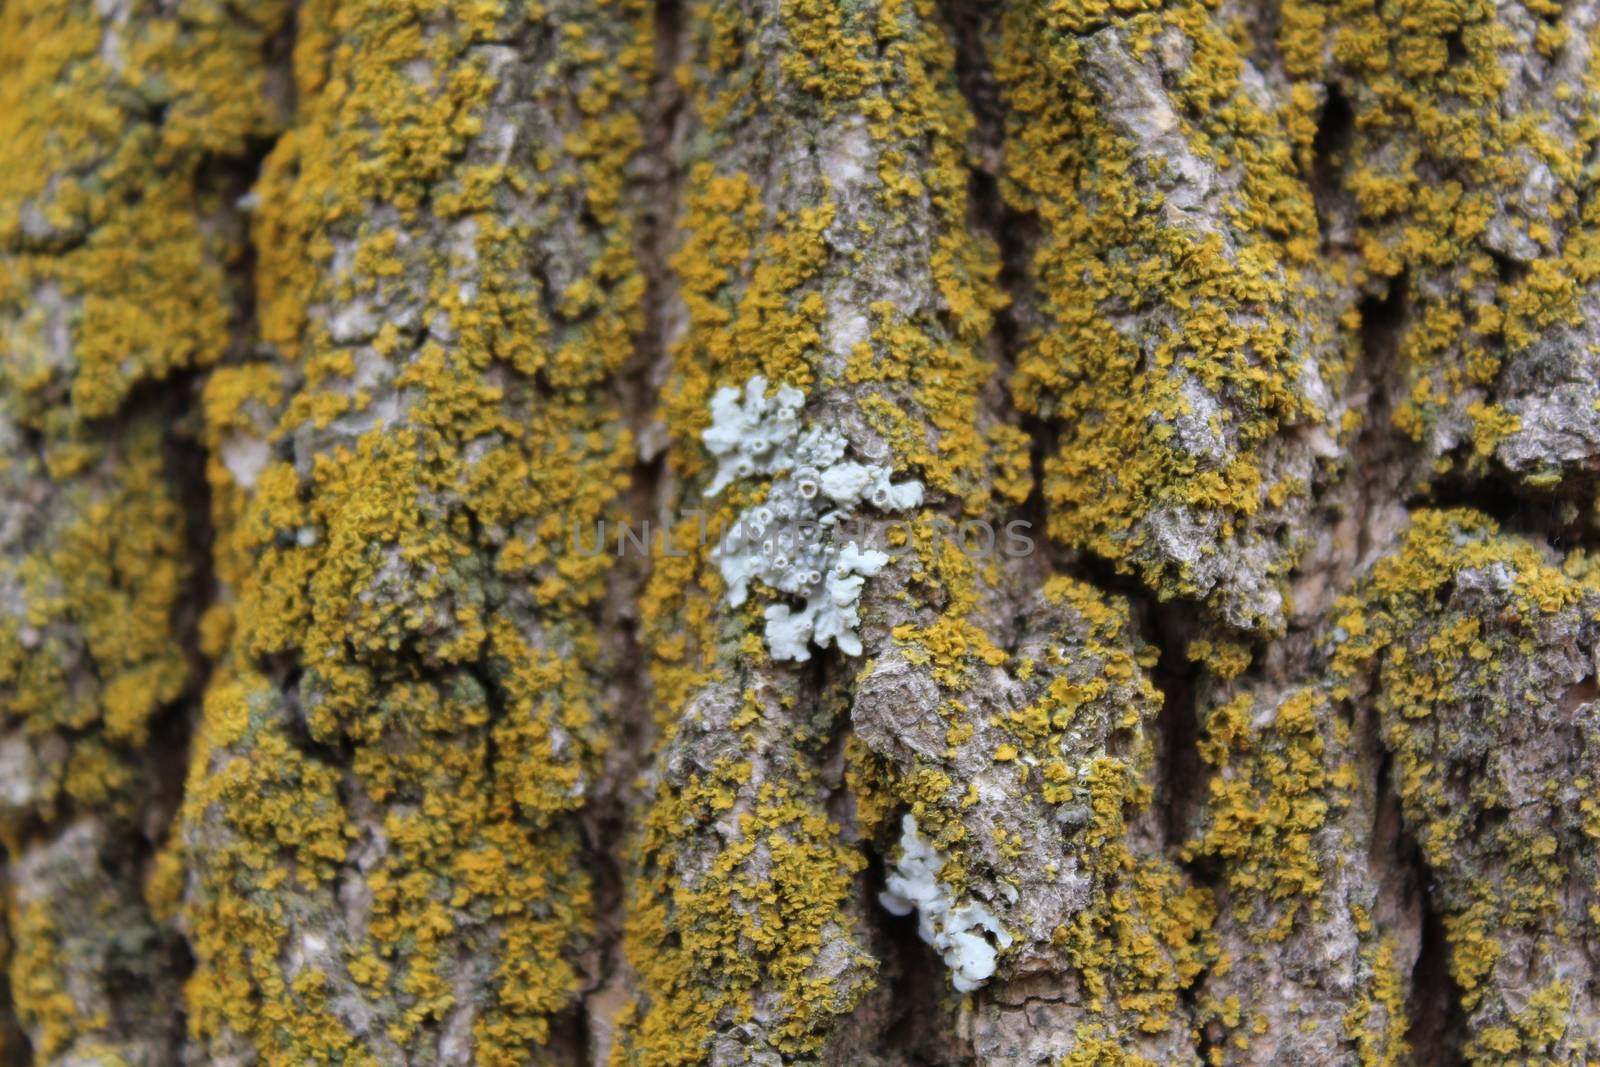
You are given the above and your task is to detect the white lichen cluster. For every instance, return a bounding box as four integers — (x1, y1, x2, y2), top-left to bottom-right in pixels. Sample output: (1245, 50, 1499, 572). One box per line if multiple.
(703, 376, 922, 661)
(879, 814, 1011, 993)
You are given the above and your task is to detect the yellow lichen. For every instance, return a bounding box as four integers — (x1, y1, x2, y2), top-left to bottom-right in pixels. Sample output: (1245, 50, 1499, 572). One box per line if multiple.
(170, 0, 653, 1059)
(996, 0, 1345, 629)
(1334, 508, 1598, 1057)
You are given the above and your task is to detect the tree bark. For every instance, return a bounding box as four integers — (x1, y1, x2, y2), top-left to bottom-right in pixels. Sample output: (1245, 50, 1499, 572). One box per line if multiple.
(2, 0, 1599, 1064)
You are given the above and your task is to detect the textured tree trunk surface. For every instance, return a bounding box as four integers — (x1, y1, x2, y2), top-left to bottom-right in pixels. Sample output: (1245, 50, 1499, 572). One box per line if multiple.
(4, 0, 1600, 1063)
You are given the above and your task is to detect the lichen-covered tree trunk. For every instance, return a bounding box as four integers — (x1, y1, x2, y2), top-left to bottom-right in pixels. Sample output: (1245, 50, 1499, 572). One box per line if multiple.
(3, 0, 1600, 1063)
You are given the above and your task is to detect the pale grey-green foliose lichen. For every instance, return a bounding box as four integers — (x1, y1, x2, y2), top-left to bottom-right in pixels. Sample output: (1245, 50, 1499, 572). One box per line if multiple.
(705, 375, 923, 659)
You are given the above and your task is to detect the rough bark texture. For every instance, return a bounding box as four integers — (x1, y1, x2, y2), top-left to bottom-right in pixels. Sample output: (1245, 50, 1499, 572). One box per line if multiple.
(3, 0, 1600, 1064)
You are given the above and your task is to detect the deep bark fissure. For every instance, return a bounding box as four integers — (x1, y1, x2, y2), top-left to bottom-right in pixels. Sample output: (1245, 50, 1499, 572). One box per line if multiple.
(1146, 603, 1209, 854)
(933, 0, 1046, 436)
(0, 904, 25, 1067)
(1309, 83, 1355, 258)
(575, 3, 688, 1061)
(1405, 847, 1468, 1067)
(877, 903, 968, 1067)
(1144, 599, 1224, 1067)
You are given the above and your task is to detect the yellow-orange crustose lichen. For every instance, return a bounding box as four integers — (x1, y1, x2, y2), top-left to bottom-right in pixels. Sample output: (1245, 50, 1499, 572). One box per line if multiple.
(7, 0, 1600, 1062)
(1282, 0, 1600, 496)
(995, 0, 1349, 634)
(1193, 689, 1345, 942)
(0, 0, 287, 816)
(0, 0, 290, 1058)
(168, 0, 652, 1061)
(1334, 509, 1600, 1060)
(618, 0, 1025, 1059)
(1187, 681, 1412, 1063)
